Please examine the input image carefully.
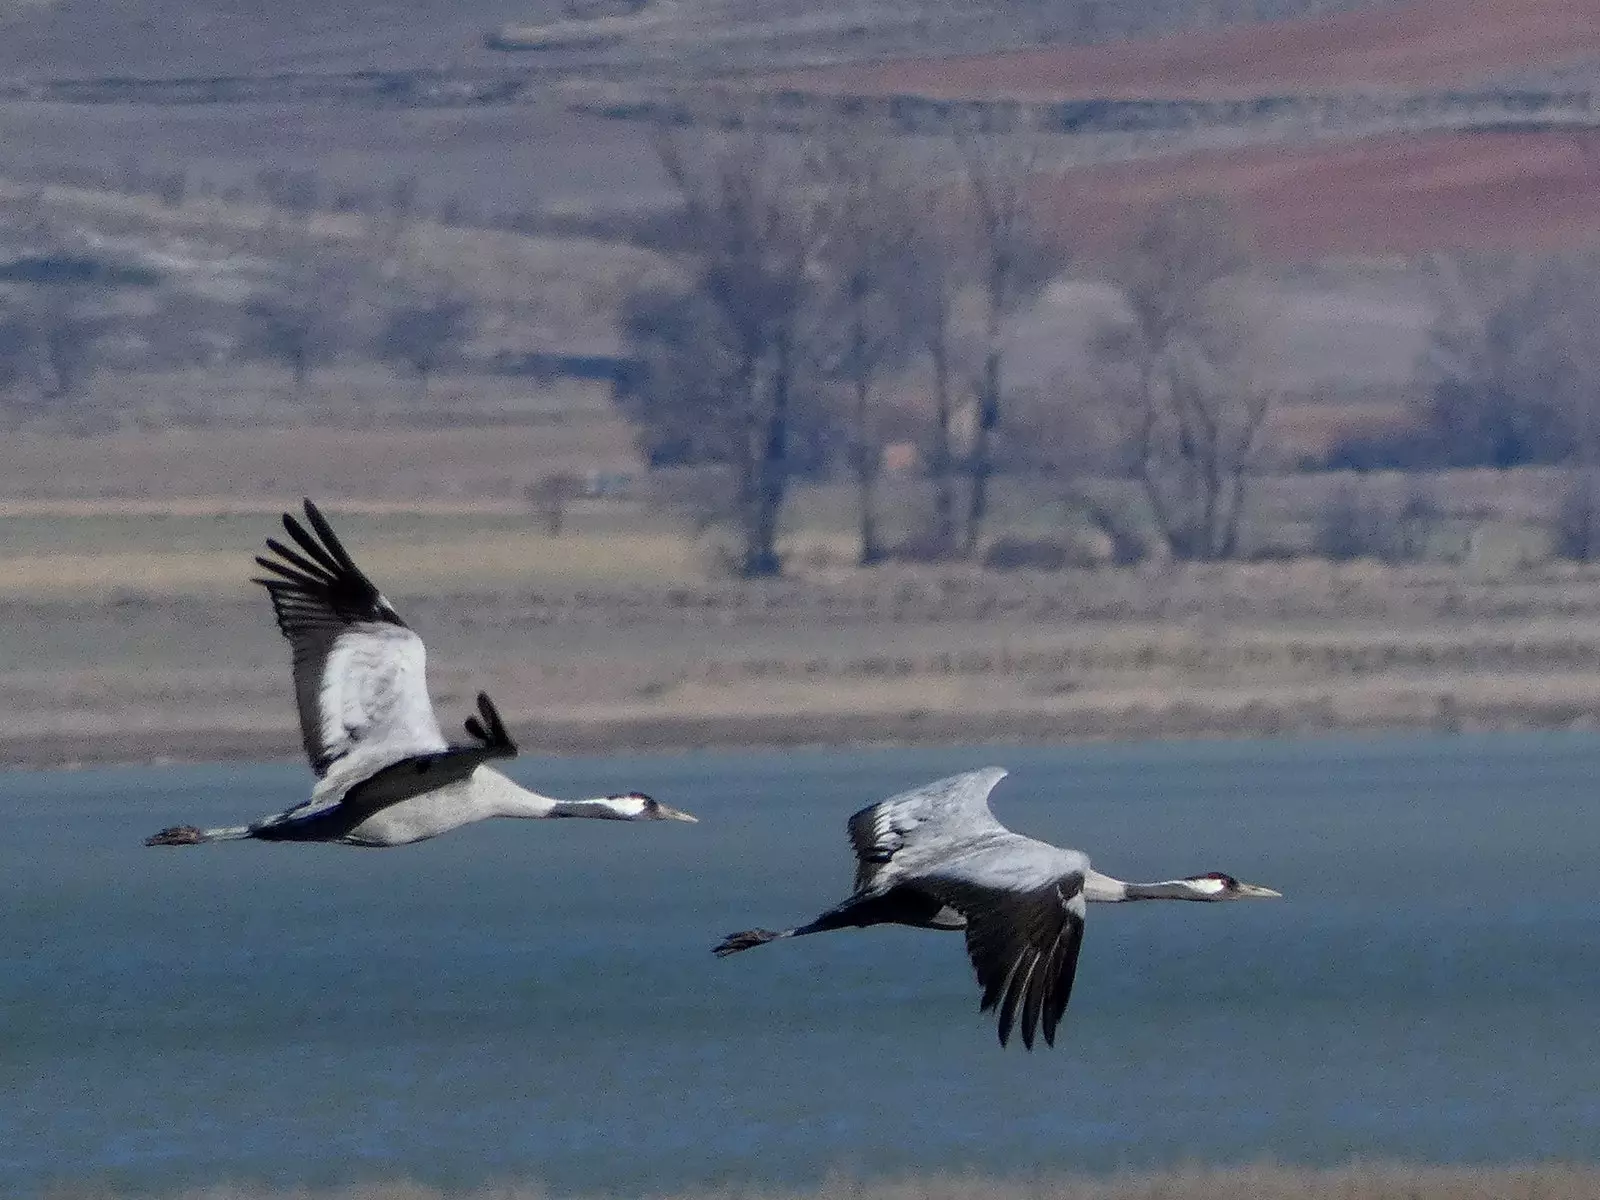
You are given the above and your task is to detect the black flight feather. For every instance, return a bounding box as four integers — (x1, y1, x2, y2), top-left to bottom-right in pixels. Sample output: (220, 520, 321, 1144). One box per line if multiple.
(463, 692, 515, 754)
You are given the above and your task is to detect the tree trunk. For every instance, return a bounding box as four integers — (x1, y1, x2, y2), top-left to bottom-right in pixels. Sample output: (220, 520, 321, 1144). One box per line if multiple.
(929, 335, 957, 557)
(963, 338, 1001, 555)
(849, 305, 882, 566)
(853, 375, 881, 567)
(743, 340, 790, 578)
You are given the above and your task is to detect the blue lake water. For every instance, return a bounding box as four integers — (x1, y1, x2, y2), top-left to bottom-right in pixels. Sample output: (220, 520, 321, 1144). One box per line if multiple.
(1, 735, 1597, 1196)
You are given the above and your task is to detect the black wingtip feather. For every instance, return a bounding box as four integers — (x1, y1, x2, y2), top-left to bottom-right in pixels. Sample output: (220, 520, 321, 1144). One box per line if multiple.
(1020, 962, 1046, 1051)
(999, 954, 1037, 1049)
(464, 692, 516, 756)
(948, 874, 1087, 1051)
(261, 537, 336, 583)
(281, 512, 344, 577)
(301, 500, 360, 573)
(1039, 921, 1082, 1048)
(253, 500, 405, 633)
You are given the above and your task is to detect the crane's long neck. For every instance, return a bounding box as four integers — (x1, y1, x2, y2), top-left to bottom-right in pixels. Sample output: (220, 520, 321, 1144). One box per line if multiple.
(474, 768, 638, 821)
(1084, 869, 1221, 902)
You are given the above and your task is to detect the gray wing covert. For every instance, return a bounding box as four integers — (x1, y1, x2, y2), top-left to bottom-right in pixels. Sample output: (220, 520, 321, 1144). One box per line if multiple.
(846, 767, 1010, 893)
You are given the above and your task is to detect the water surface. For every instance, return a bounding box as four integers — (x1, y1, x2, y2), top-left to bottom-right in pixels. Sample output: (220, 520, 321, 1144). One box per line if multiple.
(2, 735, 1596, 1195)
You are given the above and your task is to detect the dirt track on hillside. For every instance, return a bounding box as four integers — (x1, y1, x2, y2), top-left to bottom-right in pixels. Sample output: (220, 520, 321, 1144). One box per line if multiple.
(764, 0, 1600, 100)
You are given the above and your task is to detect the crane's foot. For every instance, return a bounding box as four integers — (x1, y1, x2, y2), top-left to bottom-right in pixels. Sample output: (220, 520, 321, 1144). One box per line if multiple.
(713, 928, 782, 956)
(145, 825, 205, 846)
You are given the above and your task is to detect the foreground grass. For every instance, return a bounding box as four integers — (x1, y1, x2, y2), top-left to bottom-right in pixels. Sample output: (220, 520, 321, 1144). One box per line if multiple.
(62, 1165, 1600, 1200)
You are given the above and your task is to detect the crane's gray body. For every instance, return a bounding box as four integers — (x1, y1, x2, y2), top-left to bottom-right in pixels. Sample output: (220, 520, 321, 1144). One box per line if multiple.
(847, 766, 1091, 908)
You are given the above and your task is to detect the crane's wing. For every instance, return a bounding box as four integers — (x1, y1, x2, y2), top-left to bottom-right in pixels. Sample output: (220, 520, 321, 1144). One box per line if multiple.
(847, 767, 1010, 893)
(252, 499, 449, 778)
(920, 838, 1089, 1050)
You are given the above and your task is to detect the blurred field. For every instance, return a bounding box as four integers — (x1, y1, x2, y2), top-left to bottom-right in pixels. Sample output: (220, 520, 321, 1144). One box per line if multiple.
(7, 466, 1600, 764)
(5, 421, 1600, 770)
(57, 1164, 1600, 1200)
(4, 0, 1600, 765)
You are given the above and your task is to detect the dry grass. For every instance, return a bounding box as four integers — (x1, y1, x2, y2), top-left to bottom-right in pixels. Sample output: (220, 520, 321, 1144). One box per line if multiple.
(7, 431, 1600, 764)
(0, 420, 639, 508)
(13, 545, 1600, 764)
(31, 367, 631, 434)
(55, 1164, 1600, 1200)
(0, 530, 702, 599)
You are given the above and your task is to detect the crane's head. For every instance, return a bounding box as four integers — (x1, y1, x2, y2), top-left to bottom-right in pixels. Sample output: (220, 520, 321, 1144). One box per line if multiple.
(1183, 871, 1280, 900)
(605, 791, 699, 823)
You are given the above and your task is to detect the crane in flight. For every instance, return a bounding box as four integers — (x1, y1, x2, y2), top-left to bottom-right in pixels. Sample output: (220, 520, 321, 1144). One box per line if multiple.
(714, 767, 1277, 1049)
(145, 499, 696, 848)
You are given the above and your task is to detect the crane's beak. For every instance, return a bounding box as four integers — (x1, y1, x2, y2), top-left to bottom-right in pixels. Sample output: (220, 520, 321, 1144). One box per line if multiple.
(656, 803, 699, 823)
(1235, 882, 1281, 899)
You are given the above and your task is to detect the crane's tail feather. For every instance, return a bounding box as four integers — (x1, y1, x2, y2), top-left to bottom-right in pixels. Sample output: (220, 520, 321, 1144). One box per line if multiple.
(712, 928, 791, 956)
(144, 824, 253, 847)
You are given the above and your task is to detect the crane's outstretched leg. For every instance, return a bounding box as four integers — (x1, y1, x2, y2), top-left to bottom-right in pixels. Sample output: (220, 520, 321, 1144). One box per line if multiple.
(145, 824, 253, 846)
(714, 888, 955, 956)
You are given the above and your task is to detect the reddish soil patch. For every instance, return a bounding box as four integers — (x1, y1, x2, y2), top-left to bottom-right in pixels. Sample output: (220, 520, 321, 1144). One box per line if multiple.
(761, 0, 1600, 100)
(1052, 129, 1600, 260)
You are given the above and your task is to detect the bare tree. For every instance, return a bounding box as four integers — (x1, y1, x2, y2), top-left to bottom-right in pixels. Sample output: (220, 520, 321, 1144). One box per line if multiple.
(1555, 467, 1600, 562)
(899, 216, 972, 558)
(1420, 251, 1600, 551)
(0, 241, 161, 411)
(814, 135, 925, 565)
(243, 260, 350, 398)
(620, 125, 833, 578)
(952, 131, 1069, 555)
(1421, 252, 1600, 468)
(526, 471, 582, 537)
(367, 173, 422, 258)
(377, 291, 473, 398)
(29, 289, 107, 400)
(1098, 196, 1270, 561)
(0, 303, 30, 402)
(1313, 476, 1438, 564)
(619, 282, 741, 468)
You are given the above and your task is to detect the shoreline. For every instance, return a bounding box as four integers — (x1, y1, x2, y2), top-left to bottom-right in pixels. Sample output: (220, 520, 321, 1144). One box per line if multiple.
(34, 1164, 1600, 1200)
(6, 695, 1595, 772)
